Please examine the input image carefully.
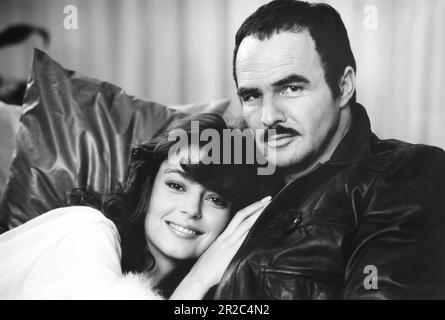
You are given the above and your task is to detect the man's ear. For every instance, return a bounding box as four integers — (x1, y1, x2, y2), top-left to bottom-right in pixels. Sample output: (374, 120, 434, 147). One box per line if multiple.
(338, 66, 356, 108)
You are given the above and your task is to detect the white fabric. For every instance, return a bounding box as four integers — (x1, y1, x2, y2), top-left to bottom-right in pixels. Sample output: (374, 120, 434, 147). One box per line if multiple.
(0, 206, 163, 300)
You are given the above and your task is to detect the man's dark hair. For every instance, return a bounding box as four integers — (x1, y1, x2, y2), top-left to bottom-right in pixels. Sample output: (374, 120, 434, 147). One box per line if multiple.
(233, 0, 357, 102)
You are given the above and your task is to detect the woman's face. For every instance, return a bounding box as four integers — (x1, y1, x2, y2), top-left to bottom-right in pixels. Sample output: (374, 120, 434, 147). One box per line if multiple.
(144, 154, 232, 262)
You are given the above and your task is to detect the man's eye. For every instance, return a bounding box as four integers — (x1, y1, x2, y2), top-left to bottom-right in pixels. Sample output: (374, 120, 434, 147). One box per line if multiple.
(166, 182, 185, 191)
(241, 93, 260, 103)
(282, 86, 302, 96)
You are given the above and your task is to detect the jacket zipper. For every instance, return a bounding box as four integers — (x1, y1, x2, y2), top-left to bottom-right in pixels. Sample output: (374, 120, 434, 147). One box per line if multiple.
(243, 162, 324, 245)
(221, 162, 325, 297)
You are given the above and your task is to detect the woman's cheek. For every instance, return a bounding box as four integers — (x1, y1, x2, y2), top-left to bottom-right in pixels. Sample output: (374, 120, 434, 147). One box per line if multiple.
(207, 209, 231, 236)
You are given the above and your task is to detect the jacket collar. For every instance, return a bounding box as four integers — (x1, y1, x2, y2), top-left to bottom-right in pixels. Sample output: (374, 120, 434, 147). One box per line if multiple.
(327, 102, 373, 164)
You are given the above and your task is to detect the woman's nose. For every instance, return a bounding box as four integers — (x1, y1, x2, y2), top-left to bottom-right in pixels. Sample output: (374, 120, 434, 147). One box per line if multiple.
(180, 195, 202, 219)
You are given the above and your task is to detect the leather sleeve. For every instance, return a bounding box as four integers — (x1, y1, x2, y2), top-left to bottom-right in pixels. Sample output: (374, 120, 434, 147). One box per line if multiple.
(342, 146, 445, 299)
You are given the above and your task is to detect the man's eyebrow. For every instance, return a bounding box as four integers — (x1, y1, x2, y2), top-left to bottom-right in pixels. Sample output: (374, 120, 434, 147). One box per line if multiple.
(237, 87, 260, 97)
(272, 74, 310, 87)
(237, 74, 310, 96)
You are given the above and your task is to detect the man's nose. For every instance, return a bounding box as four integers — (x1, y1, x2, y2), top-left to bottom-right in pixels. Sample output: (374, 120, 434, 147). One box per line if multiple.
(180, 195, 202, 219)
(261, 97, 286, 128)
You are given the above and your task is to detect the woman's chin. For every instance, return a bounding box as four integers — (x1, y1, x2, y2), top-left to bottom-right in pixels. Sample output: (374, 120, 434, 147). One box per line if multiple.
(165, 247, 201, 261)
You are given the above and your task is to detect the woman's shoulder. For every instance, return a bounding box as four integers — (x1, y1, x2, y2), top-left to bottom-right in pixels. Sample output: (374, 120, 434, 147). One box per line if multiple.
(1, 206, 118, 242)
(34, 205, 112, 225)
(44, 205, 109, 222)
(41, 206, 118, 234)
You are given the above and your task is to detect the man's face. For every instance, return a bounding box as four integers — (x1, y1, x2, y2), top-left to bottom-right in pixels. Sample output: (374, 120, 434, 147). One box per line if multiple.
(236, 31, 342, 170)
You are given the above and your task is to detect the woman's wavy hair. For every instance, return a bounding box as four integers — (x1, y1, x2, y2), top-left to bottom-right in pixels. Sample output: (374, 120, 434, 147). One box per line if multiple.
(69, 113, 282, 296)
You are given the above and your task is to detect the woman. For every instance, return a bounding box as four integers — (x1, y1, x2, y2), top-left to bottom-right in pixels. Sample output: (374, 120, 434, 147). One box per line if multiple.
(0, 113, 281, 299)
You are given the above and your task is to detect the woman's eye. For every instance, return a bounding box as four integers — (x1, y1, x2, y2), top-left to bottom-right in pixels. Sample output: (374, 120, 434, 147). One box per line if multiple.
(206, 195, 229, 208)
(166, 182, 185, 191)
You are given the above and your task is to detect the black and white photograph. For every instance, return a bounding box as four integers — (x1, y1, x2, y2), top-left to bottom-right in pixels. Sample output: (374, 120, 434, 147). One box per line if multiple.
(0, 0, 444, 304)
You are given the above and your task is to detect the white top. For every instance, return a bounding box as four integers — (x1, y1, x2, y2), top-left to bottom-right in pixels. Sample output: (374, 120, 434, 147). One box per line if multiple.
(0, 206, 162, 300)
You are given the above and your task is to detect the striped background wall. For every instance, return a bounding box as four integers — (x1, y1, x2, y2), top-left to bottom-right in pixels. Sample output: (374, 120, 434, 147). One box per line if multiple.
(1, 0, 444, 149)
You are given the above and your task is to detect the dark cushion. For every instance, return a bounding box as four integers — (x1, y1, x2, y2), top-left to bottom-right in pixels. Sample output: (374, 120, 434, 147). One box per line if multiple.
(0, 49, 229, 232)
(0, 102, 21, 198)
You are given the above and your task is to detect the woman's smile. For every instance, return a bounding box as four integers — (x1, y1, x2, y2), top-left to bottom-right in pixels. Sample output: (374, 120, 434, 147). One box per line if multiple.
(165, 220, 204, 239)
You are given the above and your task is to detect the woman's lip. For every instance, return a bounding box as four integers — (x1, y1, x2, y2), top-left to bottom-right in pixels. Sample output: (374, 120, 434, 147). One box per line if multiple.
(165, 221, 203, 239)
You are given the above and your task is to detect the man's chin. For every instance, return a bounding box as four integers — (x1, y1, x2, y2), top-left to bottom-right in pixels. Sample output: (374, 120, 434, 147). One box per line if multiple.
(269, 158, 300, 169)
(269, 150, 309, 169)
(261, 143, 303, 168)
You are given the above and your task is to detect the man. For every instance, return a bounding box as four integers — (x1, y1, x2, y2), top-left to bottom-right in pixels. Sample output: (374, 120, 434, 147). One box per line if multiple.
(214, 0, 445, 299)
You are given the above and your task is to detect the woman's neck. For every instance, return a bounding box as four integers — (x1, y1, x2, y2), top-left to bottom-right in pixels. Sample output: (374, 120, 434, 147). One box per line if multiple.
(146, 242, 179, 285)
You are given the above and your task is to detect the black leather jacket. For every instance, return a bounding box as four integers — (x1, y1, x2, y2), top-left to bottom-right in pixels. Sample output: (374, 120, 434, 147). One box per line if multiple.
(215, 103, 445, 300)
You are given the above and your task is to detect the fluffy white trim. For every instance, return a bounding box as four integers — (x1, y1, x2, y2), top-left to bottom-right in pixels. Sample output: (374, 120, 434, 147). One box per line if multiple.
(13, 272, 165, 300)
(114, 272, 164, 300)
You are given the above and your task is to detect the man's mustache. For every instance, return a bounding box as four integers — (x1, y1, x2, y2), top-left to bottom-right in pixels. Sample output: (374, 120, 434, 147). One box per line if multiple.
(262, 126, 299, 142)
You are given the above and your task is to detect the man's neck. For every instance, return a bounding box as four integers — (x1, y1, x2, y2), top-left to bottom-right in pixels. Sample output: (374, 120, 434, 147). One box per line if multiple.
(282, 106, 352, 185)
